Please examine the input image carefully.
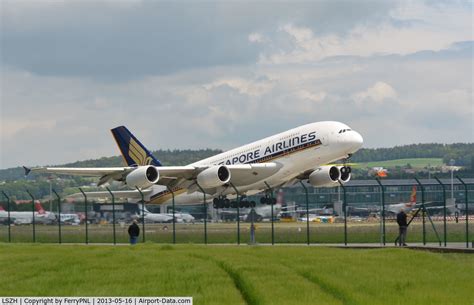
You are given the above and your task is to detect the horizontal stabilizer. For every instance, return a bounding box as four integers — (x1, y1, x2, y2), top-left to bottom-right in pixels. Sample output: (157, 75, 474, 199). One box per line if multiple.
(23, 166, 31, 176)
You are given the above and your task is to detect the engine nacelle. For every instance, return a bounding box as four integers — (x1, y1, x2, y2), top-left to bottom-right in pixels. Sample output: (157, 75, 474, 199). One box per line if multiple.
(197, 165, 231, 189)
(337, 166, 351, 183)
(308, 165, 340, 188)
(125, 166, 159, 189)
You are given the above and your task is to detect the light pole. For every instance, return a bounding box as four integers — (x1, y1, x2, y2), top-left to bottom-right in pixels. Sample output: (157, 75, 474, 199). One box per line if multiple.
(48, 176, 53, 212)
(449, 159, 455, 203)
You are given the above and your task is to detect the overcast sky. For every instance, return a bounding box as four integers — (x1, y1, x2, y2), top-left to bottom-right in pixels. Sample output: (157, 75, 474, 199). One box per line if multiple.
(1, 0, 473, 168)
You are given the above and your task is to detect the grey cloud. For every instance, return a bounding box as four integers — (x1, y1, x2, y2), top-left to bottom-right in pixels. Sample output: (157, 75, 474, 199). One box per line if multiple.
(1, 1, 394, 80)
(1, 1, 472, 168)
(2, 43, 472, 167)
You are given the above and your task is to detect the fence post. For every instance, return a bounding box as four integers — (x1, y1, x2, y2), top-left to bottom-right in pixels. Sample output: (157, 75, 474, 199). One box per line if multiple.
(135, 187, 146, 243)
(106, 187, 116, 245)
(434, 177, 447, 247)
(413, 178, 426, 245)
(196, 183, 207, 244)
(338, 182, 347, 246)
(414, 177, 441, 246)
(26, 190, 36, 243)
(229, 183, 241, 245)
(457, 176, 469, 248)
(52, 190, 62, 244)
(78, 188, 89, 244)
(264, 182, 274, 245)
(299, 181, 310, 245)
(375, 179, 386, 246)
(166, 186, 176, 244)
(1, 191, 11, 242)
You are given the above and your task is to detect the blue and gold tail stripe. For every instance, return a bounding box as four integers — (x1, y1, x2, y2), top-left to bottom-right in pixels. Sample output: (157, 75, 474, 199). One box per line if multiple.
(111, 126, 162, 167)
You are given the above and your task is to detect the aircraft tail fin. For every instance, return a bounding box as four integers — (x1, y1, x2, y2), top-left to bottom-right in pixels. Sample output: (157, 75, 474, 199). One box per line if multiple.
(35, 201, 46, 214)
(276, 189, 285, 205)
(111, 126, 162, 167)
(137, 203, 150, 214)
(410, 185, 417, 204)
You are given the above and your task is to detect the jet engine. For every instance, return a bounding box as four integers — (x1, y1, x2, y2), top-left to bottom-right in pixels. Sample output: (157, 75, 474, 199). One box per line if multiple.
(337, 166, 351, 183)
(308, 165, 340, 187)
(125, 166, 159, 189)
(197, 165, 231, 189)
(308, 165, 352, 187)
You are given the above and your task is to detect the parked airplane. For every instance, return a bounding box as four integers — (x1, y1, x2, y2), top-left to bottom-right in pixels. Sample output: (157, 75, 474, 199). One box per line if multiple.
(59, 213, 81, 225)
(26, 121, 363, 206)
(381, 186, 456, 215)
(386, 186, 418, 214)
(34, 201, 81, 225)
(208, 190, 295, 222)
(166, 211, 195, 223)
(34, 202, 57, 223)
(0, 201, 56, 224)
(136, 203, 173, 223)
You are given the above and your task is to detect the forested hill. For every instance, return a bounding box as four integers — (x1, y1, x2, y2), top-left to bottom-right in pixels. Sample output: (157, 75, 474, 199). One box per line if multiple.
(351, 143, 474, 167)
(0, 149, 223, 181)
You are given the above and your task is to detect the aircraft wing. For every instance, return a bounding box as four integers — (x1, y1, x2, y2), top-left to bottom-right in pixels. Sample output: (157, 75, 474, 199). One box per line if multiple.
(29, 166, 138, 186)
(27, 162, 281, 190)
(67, 189, 153, 200)
(30, 167, 133, 176)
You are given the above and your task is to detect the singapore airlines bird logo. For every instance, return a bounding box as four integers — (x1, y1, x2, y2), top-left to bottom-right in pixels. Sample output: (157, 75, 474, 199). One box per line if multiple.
(128, 138, 153, 165)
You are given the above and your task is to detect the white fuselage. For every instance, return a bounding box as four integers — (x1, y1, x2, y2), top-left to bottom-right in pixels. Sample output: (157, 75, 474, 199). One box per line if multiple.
(0, 210, 56, 224)
(147, 121, 363, 205)
(135, 204, 173, 223)
(166, 212, 195, 223)
(387, 202, 417, 214)
(142, 212, 173, 223)
(59, 213, 81, 225)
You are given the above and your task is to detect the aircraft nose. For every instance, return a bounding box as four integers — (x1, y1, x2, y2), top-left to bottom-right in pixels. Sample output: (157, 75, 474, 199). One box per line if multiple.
(350, 131, 364, 151)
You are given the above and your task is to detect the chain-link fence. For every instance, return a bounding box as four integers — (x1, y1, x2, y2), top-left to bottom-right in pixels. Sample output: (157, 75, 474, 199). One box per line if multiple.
(1, 178, 472, 247)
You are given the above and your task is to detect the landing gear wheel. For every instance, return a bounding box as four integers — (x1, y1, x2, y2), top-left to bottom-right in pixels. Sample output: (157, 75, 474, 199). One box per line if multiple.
(213, 198, 219, 209)
(224, 199, 230, 209)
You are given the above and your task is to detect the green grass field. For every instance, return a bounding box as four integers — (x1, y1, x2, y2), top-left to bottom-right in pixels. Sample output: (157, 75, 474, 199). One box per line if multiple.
(0, 244, 472, 305)
(1, 221, 470, 244)
(356, 158, 444, 169)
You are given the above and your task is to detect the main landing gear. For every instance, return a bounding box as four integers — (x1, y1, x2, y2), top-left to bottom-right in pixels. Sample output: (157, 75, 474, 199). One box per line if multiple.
(213, 196, 256, 209)
(260, 197, 277, 205)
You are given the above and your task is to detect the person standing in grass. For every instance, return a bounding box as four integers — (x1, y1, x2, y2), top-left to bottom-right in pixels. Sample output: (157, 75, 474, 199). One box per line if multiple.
(396, 209, 408, 247)
(128, 219, 140, 245)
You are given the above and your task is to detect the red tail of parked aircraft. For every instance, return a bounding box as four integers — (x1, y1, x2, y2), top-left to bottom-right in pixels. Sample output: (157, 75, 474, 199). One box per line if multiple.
(410, 185, 417, 204)
(34, 201, 46, 214)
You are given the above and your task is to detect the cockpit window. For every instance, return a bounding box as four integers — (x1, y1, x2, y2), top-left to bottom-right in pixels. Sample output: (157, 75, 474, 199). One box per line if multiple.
(338, 129, 352, 134)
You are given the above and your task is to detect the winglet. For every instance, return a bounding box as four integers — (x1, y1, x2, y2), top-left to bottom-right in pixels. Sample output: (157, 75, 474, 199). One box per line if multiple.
(23, 166, 31, 176)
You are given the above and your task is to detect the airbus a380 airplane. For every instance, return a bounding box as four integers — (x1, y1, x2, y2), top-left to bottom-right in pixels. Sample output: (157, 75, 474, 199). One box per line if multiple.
(26, 121, 363, 206)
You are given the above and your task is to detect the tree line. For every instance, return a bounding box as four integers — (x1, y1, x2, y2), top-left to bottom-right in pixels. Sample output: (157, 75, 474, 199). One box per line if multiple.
(352, 143, 474, 169)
